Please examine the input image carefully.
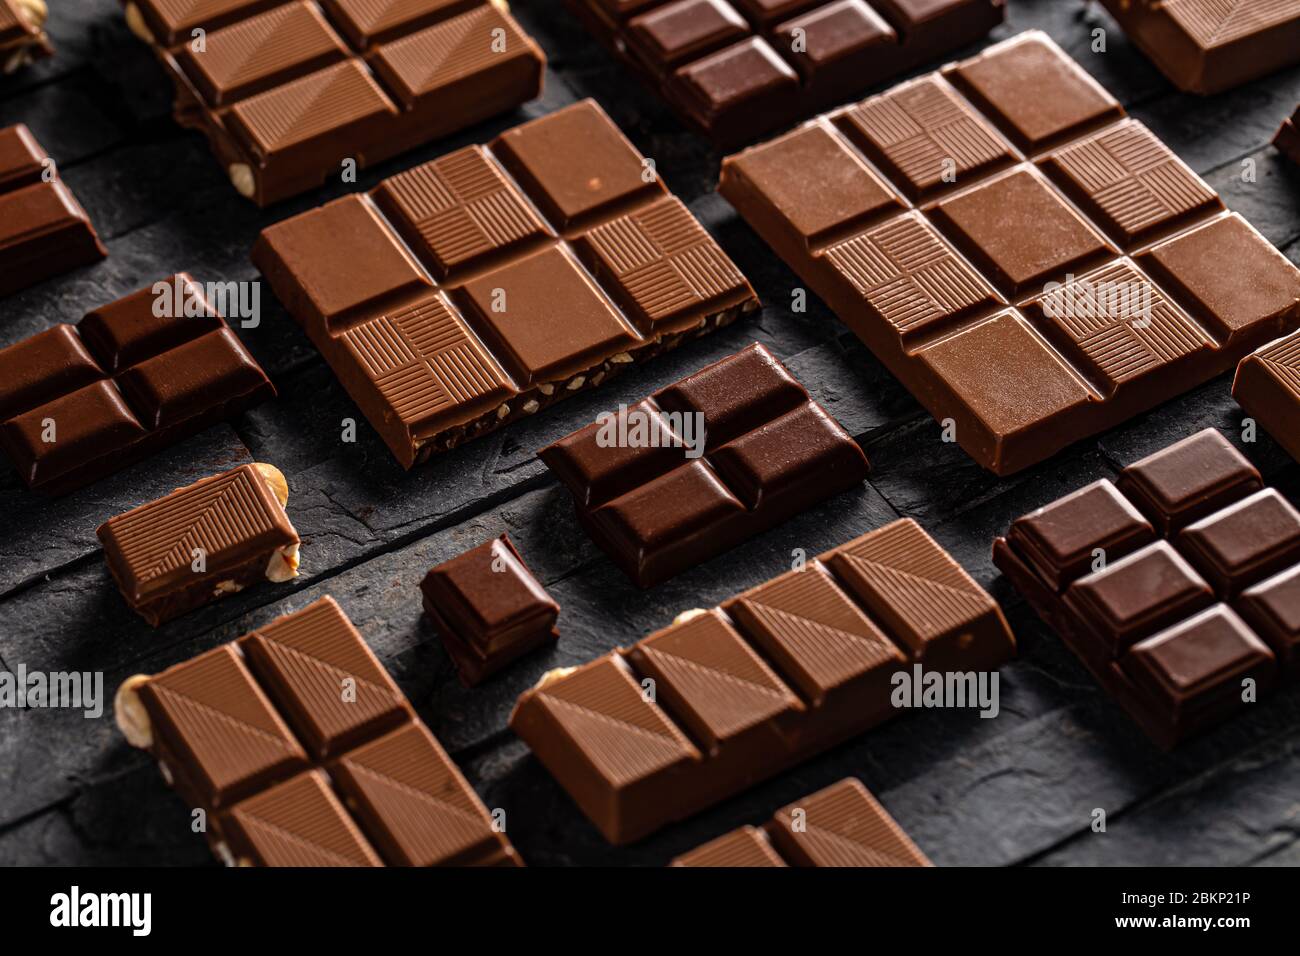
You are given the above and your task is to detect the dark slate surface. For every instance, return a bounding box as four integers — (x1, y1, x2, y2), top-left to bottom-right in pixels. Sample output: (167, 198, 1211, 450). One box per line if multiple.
(1, 0, 1298, 867)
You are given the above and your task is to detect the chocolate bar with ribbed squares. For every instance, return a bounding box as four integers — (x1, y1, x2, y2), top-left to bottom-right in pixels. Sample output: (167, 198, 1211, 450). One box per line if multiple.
(0, 124, 106, 297)
(254, 100, 760, 468)
(0, 274, 274, 495)
(566, 0, 1004, 147)
(510, 518, 1015, 843)
(539, 342, 870, 587)
(994, 429, 1300, 748)
(719, 31, 1300, 475)
(671, 777, 930, 866)
(115, 596, 522, 866)
(0, 0, 52, 73)
(119, 0, 545, 204)
(1233, 331, 1300, 464)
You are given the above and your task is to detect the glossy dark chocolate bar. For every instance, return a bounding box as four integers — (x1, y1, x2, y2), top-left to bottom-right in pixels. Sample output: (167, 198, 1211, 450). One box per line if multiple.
(0, 124, 106, 297)
(0, 0, 52, 73)
(120, 0, 545, 205)
(255, 100, 760, 468)
(98, 463, 300, 626)
(567, 0, 1004, 147)
(116, 596, 522, 866)
(510, 518, 1015, 843)
(1233, 331, 1300, 464)
(539, 342, 870, 587)
(420, 533, 560, 686)
(1098, 0, 1300, 95)
(994, 429, 1300, 748)
(1277, 104, 1300, 166)
(0, 274, 275, 494)
(720, 31, 1300, 475)
(671, 777, 930, 866)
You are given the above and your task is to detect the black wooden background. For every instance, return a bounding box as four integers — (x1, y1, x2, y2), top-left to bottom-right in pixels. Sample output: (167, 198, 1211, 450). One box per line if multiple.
(1, 0, 1298, 867)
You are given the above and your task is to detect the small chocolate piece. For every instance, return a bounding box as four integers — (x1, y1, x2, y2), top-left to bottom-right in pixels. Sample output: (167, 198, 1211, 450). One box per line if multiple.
(255, 100, 759, 468)
(994, 428, 1295, 747)
(117, 596, 522, 867)
(0, 274, 275, 495)
(567, 0, 1003, 146)
(0, 0, 52, 73)
(1233, 331, 1300, 464)
(670, 825, 787, 867)
(511, 518, 1014, 843)
(0, 124, 106, 297)
(1277, 105, 1300, 166)
(120, 0, 545, 205)
(540, 343, 869, 587)
(97, 463, 300, 626)
(719, 31, 1300, 475)
(1097, 0, 1300, 95)
(420, 534, 560, 686)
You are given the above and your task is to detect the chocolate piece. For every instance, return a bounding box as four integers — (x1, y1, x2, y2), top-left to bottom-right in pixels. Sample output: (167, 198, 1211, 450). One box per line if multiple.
(420, 534, 560, 686)
(0, 274, 275, 495)
(120, 0, 545, 205)
(117, 597, 522, 866)
(671, 825, 787, 867)
(97, 463, 301, 626)
(540, 343, 868, 587)
(0, 124, 106, 297)
(1097, 0, 1300, 95)
(511, 518, 1014, 843)
(0, 0, 52, 73)
(1233, 331, 1300, 464)
(994, 428, 1295, 747)
(1277, 105, 1300, 166)
(255, 100, 759, 467)
(719, 31, 1300, 475)
(568, 0, 1003, 146)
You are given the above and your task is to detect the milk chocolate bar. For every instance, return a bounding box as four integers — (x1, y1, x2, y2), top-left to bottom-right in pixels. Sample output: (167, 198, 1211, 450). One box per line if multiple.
(671, 777, 930, 866)
(0, 274, 275, 495)
(719, 31, 1300, 474)
(539, 342, 870, 587)
(510, 518, 1014, 843)
(420, 533, 560, 686)
(566, 0, 1004, 147)
(1276, 104, 1300, 166)
(120, 0, 545, 205)
(115, 596, 522, 866)
(1233, 331, 1300, 464)
(0, 0, 51, 73)
(1098, 0, 1300, 95)
(0, 124, 106, 298)
(98, 463, 301, 626)
(255, 100, 760, 468)
(994, 429, 1300, 748)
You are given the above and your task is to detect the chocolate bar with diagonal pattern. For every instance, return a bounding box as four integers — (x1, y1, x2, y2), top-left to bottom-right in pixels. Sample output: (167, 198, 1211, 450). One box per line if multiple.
(671, 777, 930, 866)
(539, 342, 870, 587)
(1233, 330, 1300, 465)
(255, 100, 760, 467)
(0, 0, 52, 73)
(119, 0, 545, 204)
(115, 596, 522, 866)
(97, 463, 301, 625)
(510, 518, 1014, 843)
(1097, 0, 1300, 95)
(1276, 104, 1300, 166)
(719, 31, 1300, 474)
(994, 429, 1300, 747)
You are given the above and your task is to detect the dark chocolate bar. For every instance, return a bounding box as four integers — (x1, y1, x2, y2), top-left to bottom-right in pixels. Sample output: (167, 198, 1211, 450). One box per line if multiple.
(671, 777, 930, 866)
(116, 596, 522, 866)
(510, 518, 1014, 843)
(98, 463, 301, 626)
(0, 124, 106, 297)
(120, 0, 545, 205)
(0, 0, 51, 73)
(993, 429, 1300, 748)
(1233, 331, 1300, 464)
(1098, 0, 1300, 95)
(420, 533, 560, 686)
(719, 31, 1300, 475)
(1276, 104, 1300, 166)
(255, 100, 760, 468)
(566, 0, 1004, 147)
(0, 274, 275, 495)
(539, 342, 870, 587)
